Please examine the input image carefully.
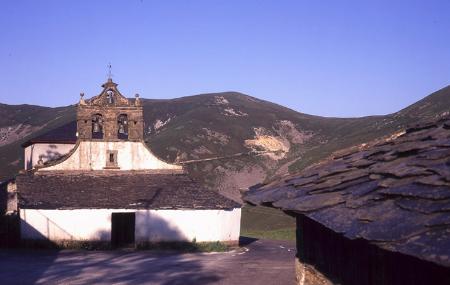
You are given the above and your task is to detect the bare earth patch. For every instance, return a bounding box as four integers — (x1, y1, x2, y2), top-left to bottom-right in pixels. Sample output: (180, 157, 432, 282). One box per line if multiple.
(0, 124, 42, 147)
(222, 107, 248, 117)
(152, 116, 173, 133)
(244, 122, 313, 160)
(244, 127, 290, 160)
(275, 120, 313, 144)
(245, 135, 289, 160)
(213, 96, 230, 105)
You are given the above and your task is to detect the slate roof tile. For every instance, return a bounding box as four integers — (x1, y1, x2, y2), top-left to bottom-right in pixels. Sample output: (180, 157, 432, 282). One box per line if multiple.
(243, 115, 450, 267)
(22, 121, 77, 147)
(18, 171, 240, 210)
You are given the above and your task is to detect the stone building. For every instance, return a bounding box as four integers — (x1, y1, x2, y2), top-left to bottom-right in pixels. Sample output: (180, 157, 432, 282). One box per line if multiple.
(0, 178, 19, 247)
(244, 116, 450, 285)
(15, 79, 241, 246)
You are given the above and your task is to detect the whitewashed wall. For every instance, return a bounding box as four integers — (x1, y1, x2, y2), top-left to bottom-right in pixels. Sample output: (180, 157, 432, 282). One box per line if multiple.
(20, 208, 241, 242)
(39, 141, 182, 171)
(24, 143, 75, 170)
(135, 209, 241, 242)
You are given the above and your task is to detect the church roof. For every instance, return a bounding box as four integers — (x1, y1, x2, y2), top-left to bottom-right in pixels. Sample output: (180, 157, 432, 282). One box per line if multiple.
(17, 170, 240, 210)
(22, 121, 77, 148)
(244, 115, 450, 267)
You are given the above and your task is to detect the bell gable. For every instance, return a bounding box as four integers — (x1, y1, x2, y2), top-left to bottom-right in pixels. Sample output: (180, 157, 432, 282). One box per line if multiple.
(76, 79, 144, 141)
(88, 78, 130, 107)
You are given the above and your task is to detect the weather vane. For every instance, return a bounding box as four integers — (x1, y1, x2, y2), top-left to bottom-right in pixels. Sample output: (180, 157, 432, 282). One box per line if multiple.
(107, 63, 113, 80)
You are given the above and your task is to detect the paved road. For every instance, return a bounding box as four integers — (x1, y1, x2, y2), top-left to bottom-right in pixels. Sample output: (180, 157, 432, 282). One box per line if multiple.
(0, 239, 295, 285)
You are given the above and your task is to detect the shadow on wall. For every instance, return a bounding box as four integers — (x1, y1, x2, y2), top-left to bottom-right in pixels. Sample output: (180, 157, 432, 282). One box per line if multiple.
(20, 210, 189, 244)
(3, 212, 222, 284)
(136, 210, 188, 242)
(20, 218, 112, 245)
(21, 210, 76, 241)
(40, 145, 63, 165)
(28, 144, 64, 169)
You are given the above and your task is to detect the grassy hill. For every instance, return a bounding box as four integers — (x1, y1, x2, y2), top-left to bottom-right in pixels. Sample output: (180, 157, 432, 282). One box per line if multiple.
(0, 85, 449, 237)
(288, 85, 450, 173)
(1, 87, 449, 193)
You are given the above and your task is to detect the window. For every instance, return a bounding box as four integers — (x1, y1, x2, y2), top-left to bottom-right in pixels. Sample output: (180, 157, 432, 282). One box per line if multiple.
(105, 150, 118, 169)
(117, 114, 129, 140)
(92, 114, 103, 139)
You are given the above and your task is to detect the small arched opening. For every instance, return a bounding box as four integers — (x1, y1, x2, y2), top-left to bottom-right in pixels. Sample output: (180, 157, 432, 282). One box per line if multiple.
(117, 114, 129, 140)
(106, 90, 115, 104)
(92, 114, 104, 139)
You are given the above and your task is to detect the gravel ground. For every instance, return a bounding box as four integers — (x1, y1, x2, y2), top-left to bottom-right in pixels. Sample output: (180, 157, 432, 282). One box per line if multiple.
(0, 239, 295, 285)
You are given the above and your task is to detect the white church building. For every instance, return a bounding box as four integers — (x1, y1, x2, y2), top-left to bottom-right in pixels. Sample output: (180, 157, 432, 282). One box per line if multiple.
(16, 78, 241, 247)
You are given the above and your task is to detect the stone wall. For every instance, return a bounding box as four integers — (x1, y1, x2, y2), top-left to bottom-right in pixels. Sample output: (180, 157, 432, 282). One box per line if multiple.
(295, 258, 334, 285)
(0, 180, 19, 247)
(77, 79, 144, 142)
(77, 104, 144, 141)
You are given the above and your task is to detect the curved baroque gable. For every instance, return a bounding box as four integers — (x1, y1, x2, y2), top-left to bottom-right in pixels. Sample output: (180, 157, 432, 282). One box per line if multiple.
(88, 79, 130, 107)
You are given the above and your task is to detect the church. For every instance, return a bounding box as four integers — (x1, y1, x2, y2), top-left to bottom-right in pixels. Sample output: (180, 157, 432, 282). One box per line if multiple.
(14, 78, 241, 247)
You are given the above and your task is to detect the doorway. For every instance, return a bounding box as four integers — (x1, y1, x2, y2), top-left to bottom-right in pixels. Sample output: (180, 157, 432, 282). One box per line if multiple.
(111, 212, 135, 247)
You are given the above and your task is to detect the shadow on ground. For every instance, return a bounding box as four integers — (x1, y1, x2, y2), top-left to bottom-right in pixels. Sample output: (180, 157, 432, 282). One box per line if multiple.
(0, 249, 222, 285)
(239, 236, 258, 246)
(0, 237, 295, 285)
(2, 212, 223, 284)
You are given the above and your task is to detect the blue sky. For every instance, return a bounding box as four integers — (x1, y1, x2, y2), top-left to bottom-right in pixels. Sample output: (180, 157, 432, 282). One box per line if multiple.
(0, 0, 449, 117)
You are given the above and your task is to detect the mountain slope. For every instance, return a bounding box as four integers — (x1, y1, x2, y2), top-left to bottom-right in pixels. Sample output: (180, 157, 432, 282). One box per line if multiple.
(0, 86, 449, 203)
(288, 85, 450, 173)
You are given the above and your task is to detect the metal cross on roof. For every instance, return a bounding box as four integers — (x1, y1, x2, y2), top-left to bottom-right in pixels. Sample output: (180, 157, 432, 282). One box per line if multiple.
(107, 63, 113, 80)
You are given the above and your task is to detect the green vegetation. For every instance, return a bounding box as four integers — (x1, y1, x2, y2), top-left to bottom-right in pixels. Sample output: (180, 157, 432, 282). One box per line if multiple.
(1, 87, 450, 182)
(241, 228, 296, 241)
(136, 240, 231, 252)
(2, 87, 449, 183)
(20, 239, 231, 252)
(20, 239, 112, 250)
(1, 86, 450, 240)
(240, 205, 296, 241)
(241, 205, 295, 231)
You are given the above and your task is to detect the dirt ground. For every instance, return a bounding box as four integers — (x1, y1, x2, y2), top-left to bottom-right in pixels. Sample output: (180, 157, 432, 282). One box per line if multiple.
(0, 238, 295, 285)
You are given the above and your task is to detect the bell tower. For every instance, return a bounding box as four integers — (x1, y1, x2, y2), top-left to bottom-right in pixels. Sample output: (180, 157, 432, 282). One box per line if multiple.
(76, 79, 144, 141)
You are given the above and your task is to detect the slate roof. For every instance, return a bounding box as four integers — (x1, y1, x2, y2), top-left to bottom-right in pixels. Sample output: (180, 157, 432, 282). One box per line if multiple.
(244, 116, 450, 267)
(17, 170, 240, 210)
(22, 121, 77, 147)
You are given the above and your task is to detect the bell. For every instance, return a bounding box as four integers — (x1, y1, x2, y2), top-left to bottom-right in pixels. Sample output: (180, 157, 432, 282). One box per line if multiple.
(93, 122, 100, 133)
(118, 123, 125, 134)
(107, 91, 114, 104)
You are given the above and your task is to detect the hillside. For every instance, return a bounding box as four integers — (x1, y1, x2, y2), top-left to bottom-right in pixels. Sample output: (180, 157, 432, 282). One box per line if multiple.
(288, 85, 450, 173)
(0, 86, 449, 205)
